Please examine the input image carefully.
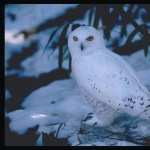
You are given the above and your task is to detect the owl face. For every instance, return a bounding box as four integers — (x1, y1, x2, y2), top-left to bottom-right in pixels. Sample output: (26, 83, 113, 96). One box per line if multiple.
(68, 26, 104, 58)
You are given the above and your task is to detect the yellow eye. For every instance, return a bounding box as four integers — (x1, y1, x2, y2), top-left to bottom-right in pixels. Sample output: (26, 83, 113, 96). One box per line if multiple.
(86, 36, 94, 41)
(73, 36, 78, 41)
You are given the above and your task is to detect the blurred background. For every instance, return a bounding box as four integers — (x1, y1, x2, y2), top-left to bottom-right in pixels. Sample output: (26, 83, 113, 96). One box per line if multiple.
(5, 4, 150, 146)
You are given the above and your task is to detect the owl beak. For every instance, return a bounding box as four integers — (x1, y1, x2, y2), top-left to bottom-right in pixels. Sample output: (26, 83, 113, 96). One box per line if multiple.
(80, 43, 84, 51)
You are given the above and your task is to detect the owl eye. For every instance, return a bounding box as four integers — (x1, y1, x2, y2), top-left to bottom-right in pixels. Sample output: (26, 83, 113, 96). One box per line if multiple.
(73, 36, 78, 41)
(86, 36, 94, 41)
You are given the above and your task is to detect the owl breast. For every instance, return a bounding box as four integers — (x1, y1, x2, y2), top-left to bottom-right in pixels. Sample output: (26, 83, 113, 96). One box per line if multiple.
(72, 54, 150, 121)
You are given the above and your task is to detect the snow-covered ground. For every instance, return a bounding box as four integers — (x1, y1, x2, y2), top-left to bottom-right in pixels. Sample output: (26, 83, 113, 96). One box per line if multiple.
(5, 4, 78, 77)
(6, 77, 150, 146)
(5, 4, 150, 146)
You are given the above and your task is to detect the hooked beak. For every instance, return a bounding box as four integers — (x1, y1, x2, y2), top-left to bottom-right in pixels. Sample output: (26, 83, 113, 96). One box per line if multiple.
(80, 43, 84, 51)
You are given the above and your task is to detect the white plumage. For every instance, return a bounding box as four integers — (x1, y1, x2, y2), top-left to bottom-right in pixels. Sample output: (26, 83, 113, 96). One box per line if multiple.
(68, 26, 150, 125)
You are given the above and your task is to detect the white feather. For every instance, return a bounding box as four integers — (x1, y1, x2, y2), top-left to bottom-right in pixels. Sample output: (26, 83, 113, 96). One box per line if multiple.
(68, 26, 150, 124)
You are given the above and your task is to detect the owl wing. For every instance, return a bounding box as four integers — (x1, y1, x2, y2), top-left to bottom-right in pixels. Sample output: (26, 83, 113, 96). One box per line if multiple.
(110, 51, 150, 96)
(89, 50, 150, 119)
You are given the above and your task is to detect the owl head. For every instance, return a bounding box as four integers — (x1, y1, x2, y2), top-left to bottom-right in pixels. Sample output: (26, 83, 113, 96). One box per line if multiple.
(68, 25, 106, 58)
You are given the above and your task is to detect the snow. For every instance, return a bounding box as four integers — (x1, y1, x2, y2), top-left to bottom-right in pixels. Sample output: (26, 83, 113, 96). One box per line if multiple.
(19, 48, 58, 77)
(7, 68, 150, 145)
(123, 50, 150, 71)
(7, 79, 92, 140)
(5, 4, 78, 77)
(5, 30, 25, 44)
(5, 4, 78, 31)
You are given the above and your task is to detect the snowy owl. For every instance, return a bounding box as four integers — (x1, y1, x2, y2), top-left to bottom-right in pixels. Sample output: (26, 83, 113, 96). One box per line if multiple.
(68, 25, 150, 125)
